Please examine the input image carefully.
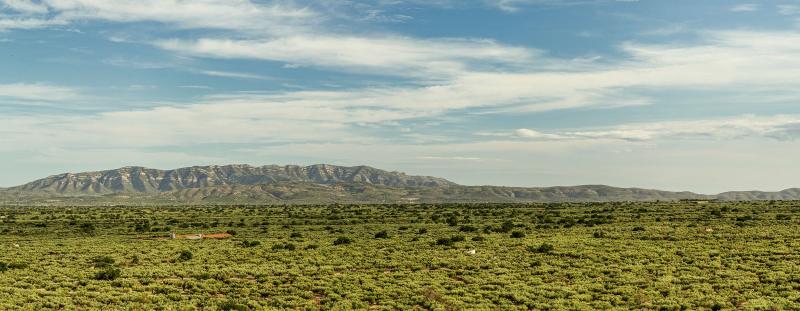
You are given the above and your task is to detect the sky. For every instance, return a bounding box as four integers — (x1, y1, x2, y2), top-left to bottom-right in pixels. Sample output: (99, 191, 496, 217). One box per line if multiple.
(1, 0, 800, 193)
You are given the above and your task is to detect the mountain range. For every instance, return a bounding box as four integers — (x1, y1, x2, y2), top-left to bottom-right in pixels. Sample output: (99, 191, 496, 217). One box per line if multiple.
(0, 164, 796, 204)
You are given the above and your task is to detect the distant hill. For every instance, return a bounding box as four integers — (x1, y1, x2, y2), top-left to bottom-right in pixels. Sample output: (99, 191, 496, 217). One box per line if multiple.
(0, 164, 796, 204)
(147, 183, 711, 204)
(715, 188, 800, 201)
(11, 164, 454, 194)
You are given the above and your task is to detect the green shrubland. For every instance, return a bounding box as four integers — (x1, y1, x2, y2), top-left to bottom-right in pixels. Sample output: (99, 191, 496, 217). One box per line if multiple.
(0, 201, 798, 309)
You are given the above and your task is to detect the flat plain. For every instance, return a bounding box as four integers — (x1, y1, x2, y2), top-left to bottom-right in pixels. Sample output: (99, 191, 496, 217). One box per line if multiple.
(0, 201, 798, 310)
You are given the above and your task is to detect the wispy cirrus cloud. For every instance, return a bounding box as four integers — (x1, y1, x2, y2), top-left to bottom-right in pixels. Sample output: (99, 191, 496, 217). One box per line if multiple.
(416, 156, 483, 161)
(322, 0, 616, 14)
(730, 3, 758, 12)
(485, 0, 628, 12)
(0, 15, 66, 31)
(778, 4, 800, 16)
(1, 0, 315, 32)
(198, 70, 269, 80)
(2, 1, 538, 80)
(155, 36, 537, 79)
(1, 0, 48, 14)
(150, 29, 800, 116)
(0, 83, 81, 101)
(2, 1, 800, 132)
(4, 28, 800, 152)
(484, 115, 800, 142)
(11, 1, 798, 120)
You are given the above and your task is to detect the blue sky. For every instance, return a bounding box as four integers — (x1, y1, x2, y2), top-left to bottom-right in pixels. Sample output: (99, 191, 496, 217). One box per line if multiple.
(1, 0, 800, 193)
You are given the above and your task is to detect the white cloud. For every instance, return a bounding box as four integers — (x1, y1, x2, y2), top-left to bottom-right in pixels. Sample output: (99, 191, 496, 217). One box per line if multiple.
(116, 29, 785, 121)
(360, 10, 413, 23)
(157, 29, 800, 115)
(511, 129, 568, 140)
(102, 57, 171, 69)
(490, 0, 525, 12)
(1, 0, 315, 33)
(27, 147, 224, 168)
(1, 0, 48, 14)
(0, 91, 421, 152)
(0, 16, 65, 31)
(178, 85, 212, 90)
(4, 28, 800, 154)
(484, 0, 612, 12)
(497, 115, 800, 142)
(0, 83, 81, 101)
(6, 1, 798, 118)
(199, 70, 269, 80)
(2, 1, 537, 80)
(416, 156, 482, 161)
(778, 4, 800, 15)
(156, 36, 536, 79)
(730, 3, 758, 12)
(514, 128, 545, 138)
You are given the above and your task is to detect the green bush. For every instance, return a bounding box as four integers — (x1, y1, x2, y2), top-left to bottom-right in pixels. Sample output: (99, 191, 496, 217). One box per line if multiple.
(498, 221, 515, 233)
(528, 243, 554, 254)
(241, 240, 261, 248)
(333, 237, 353, 245)
(91, 256, 115, 268)
(134, 222, 150, 233)
(178, 250, 193, 262)
(94, 267, 121, 281)
(446, 216, 459, 226)
(0, 261, 27, 273)
(374, 230, 390, 239)
(510, 231, 526, 238)
(3, 201, 798, 309)
(435, 235, 466, 246)
(79, 223, 96, 234)
(459, 225, 478, 232)
(435, 238, 454, 246)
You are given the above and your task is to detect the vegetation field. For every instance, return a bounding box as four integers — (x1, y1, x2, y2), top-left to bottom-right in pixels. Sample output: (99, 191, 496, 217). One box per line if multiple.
(0, 201, 799, 310)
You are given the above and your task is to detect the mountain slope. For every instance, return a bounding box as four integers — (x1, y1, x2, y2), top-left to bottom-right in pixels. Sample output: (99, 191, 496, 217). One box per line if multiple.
(2, 164, 798, 204)
(715, 188, 800, 201)
(11, 164, 455, 195)
(143, 183, 708, 203)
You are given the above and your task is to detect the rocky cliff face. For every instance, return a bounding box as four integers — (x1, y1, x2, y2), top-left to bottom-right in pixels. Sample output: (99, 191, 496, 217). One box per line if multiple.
(12, 164, 456, 194)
